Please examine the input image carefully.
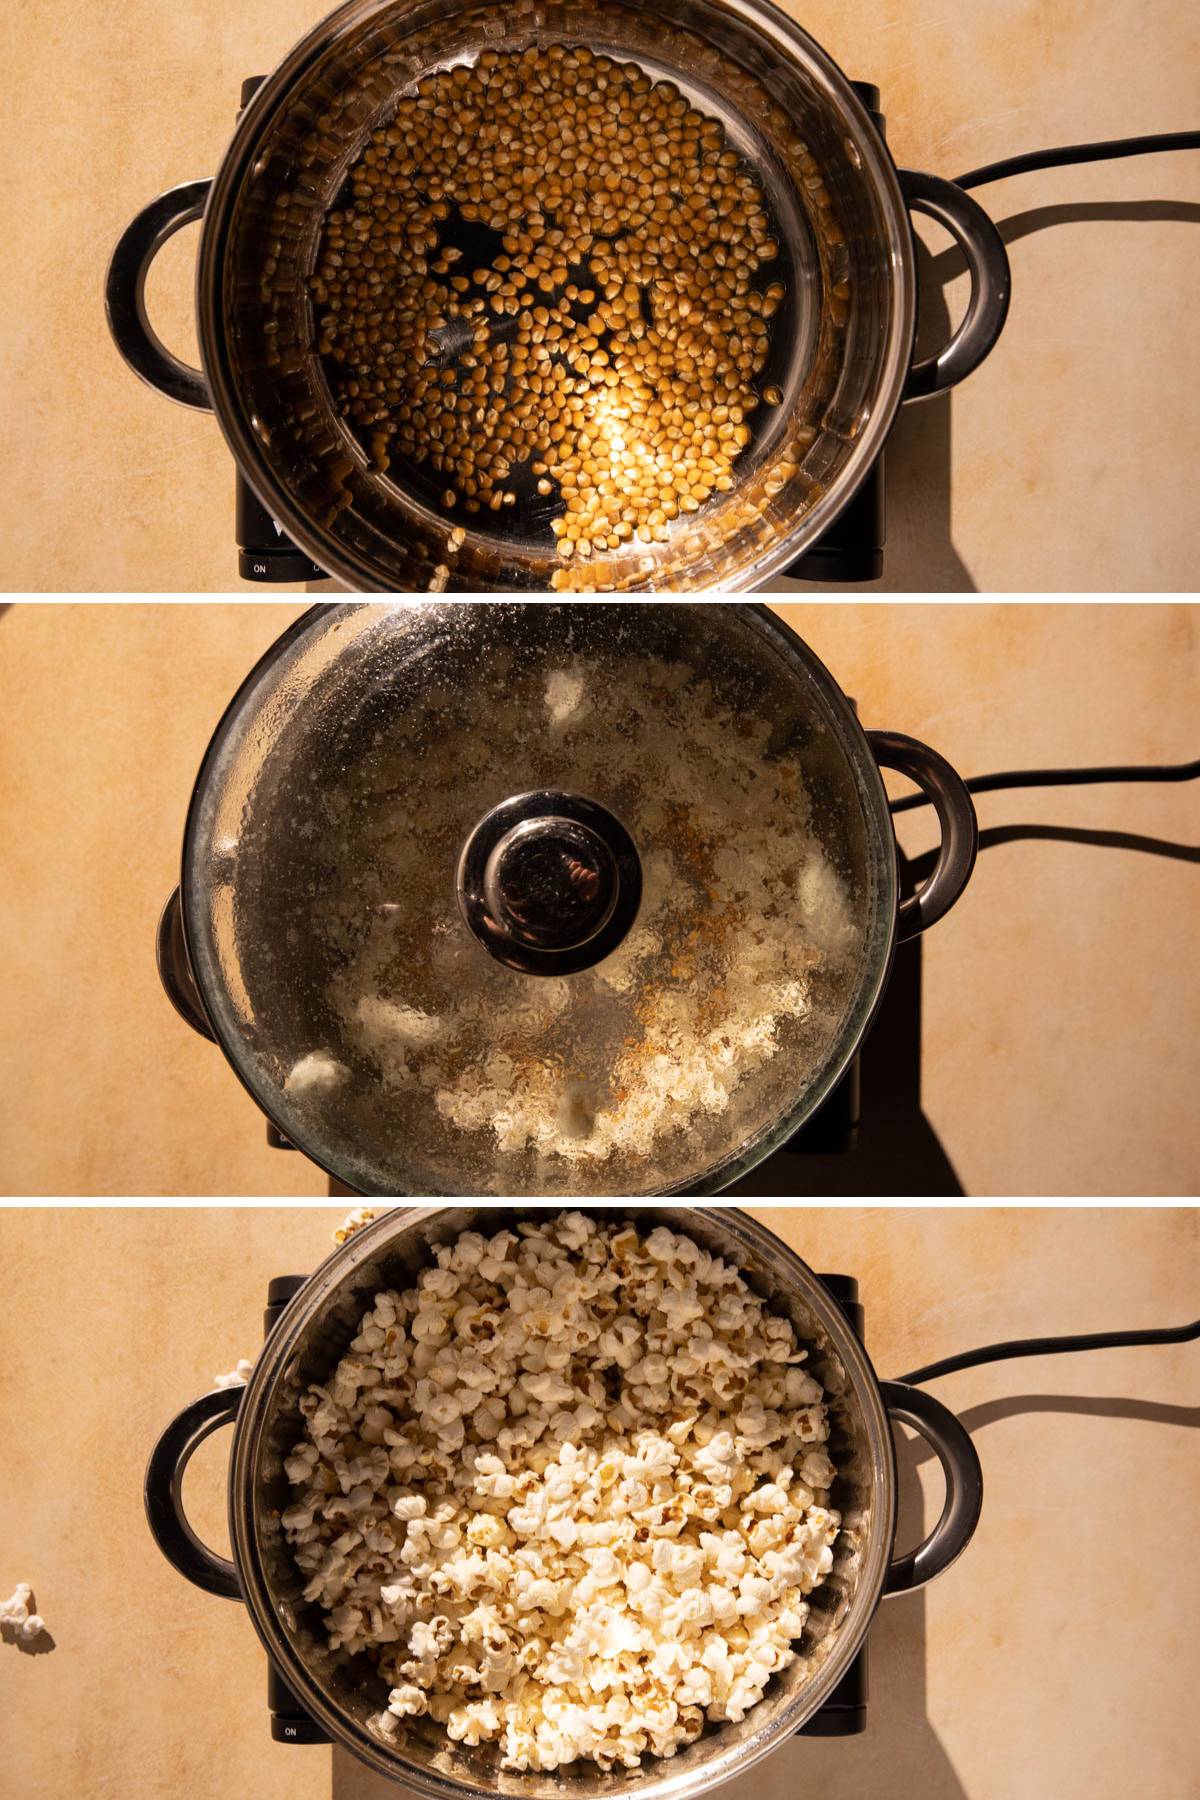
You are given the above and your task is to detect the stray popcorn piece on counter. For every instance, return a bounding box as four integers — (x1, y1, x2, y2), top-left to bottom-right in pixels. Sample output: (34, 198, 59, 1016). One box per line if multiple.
(214, 1359, 254, 1389)
(281, 1213, 840, 1773)
(334, 1207, 379, 1246)
(1, 1584, 46, 1645)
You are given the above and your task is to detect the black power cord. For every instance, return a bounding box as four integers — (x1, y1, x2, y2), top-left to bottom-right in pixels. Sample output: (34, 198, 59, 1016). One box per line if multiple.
(954, 130, 1200, 191)
(899, 1319, 1200, 1386)
(890, 757, 1200, 814)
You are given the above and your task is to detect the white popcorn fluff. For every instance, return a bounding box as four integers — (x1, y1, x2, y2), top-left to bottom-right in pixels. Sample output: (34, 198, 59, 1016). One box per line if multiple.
(281, 1214, 839, 1772)
(214, 1360, 254, 1389)
(334, 1207, 379, 1246)
(284, 1049, 350, 1097)
(1, 1584, 45, 1644)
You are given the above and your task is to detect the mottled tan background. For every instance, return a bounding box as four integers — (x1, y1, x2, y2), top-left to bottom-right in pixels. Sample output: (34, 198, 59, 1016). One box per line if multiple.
(0, 1206, 1196, 1800)
(1, 600, 1196, 1197)
(0, 1, 1198, 590)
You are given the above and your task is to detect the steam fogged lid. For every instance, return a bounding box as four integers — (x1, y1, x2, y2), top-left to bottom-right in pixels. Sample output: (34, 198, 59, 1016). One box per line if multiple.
(183, 602, 893, 1194)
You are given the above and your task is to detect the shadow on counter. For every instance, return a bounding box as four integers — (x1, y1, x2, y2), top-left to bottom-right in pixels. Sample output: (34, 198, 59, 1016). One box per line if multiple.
(727, 810, 1200, 1200)
(779, 196, 1200, 595)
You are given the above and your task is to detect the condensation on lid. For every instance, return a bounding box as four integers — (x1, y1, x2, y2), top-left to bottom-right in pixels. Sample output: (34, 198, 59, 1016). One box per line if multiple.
(184, 603, 890, 1195)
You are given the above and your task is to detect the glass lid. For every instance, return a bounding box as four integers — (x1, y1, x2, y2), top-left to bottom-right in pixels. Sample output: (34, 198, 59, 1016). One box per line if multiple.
(183, 603, 895, 1195)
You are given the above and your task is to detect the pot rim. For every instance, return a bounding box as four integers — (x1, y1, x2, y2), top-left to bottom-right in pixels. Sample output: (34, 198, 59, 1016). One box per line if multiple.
(178, 601, 901, 1198)
(193, 0, 917, 593)
(228, 1205, 899, 1793)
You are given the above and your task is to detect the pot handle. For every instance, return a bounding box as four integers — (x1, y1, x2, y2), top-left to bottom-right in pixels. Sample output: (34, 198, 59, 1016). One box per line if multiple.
(157, 888, 216, 1041)
(144, 1387, 243, 1599)
(880, 1380, 983, 1593)
(866, 730, 978, 942)
(105, 180, 214, 410)
(898, 169, 1011, 400)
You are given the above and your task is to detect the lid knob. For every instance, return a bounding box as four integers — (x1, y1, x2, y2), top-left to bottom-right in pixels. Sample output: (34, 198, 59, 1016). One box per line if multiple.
(457, 792, 642, 976)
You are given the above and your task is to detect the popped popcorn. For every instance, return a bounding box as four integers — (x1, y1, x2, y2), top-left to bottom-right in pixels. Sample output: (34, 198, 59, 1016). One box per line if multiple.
(214, 1360, 254, 1389)
(1, 1584, 45, 1645)
(282, 1214, 839, 1771)
(334, 1207, 380, 1246)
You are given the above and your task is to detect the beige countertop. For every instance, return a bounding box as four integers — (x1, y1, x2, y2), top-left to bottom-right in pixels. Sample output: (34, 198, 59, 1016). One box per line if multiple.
(1, 600, 1197, 1198)
(0, 1204, 1196, 1800)
(1, 1, 1198, 591)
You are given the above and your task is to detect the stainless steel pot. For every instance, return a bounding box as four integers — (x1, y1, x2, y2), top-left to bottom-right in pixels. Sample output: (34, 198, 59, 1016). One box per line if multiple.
(106, 0, 1009, 592)
(145, 1206, 983, 1791)
(158, 602, 976, 1196)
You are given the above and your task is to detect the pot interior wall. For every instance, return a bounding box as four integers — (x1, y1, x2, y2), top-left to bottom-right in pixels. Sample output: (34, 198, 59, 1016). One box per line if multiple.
(242, 1207, 887, 1796)
(206, 0, 909, 591)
